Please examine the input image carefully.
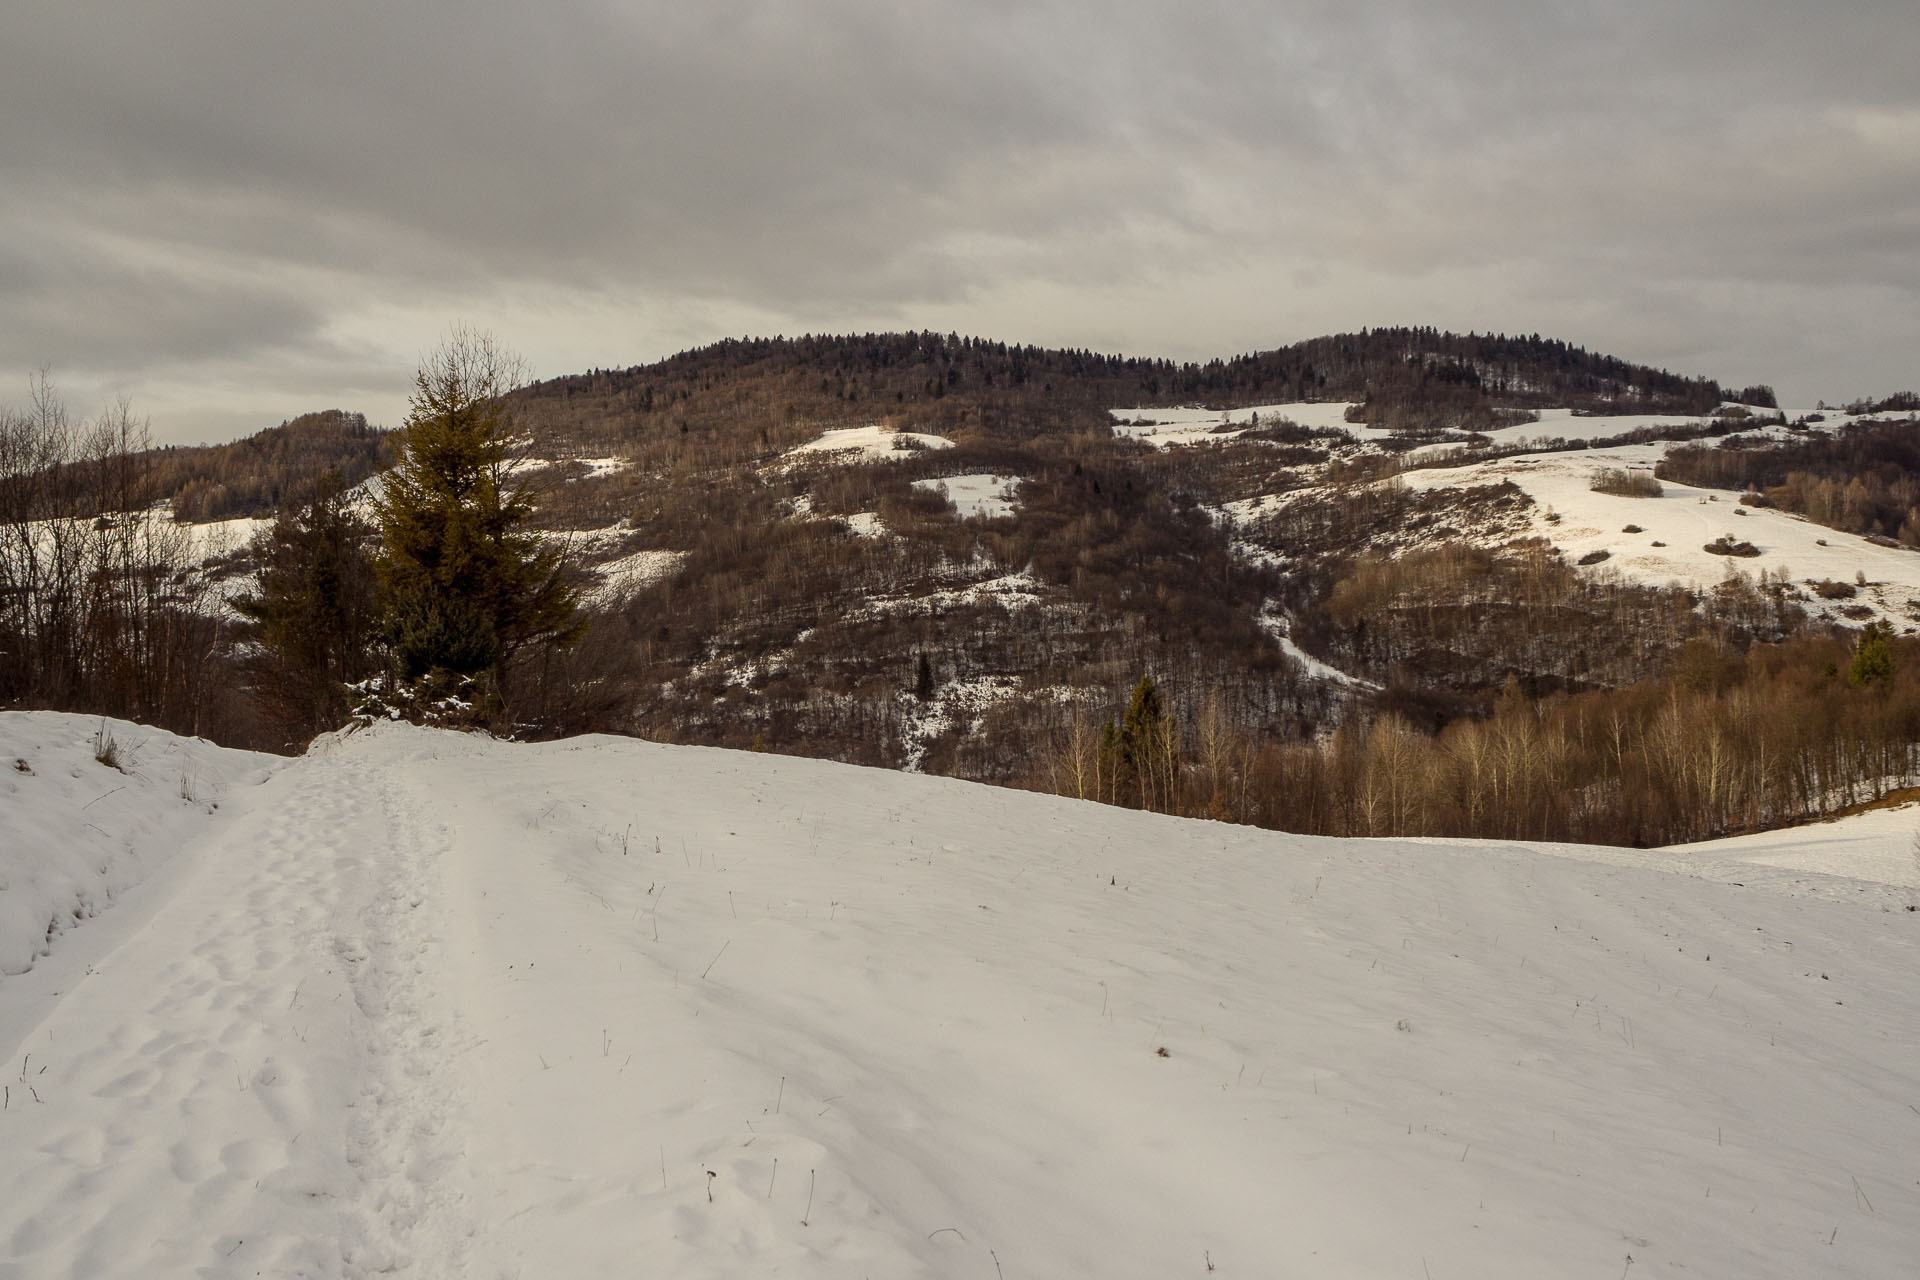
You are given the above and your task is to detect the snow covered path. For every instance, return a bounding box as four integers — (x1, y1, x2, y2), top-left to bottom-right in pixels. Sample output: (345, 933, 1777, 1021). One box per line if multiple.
(0, 736, 479, 1277)
(3, 721, 1920, 1278)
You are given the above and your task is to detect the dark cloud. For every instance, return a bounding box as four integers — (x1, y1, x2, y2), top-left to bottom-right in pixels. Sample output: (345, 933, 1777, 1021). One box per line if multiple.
(4, 1, 1915, 441)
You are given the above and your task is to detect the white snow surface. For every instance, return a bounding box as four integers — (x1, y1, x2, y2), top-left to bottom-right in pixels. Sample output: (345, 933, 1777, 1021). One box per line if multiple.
(1398, 443, 1920, 624)
(852, 570, 1044, 623)
(1256, 603, 1378, 689)
(566, 456, 629, 480)
(788, 496, 886, 537)
(1660, 801, 1920, 893)
(786, 424, 954, 462)
(2, 714, 1918, 1278)
(179, 515, 272, 563)
(0, 713, 270, 979)
(910, 473, 1021, 519)
(583, 547, 688, 606)
(20, 509, 268, 571)
(1110, 402, 1359, 447)
(1109, 403, 1733, 451)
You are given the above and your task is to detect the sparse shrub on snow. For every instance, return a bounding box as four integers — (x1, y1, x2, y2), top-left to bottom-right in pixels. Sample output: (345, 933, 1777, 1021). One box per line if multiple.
(92, 723, 123, 771)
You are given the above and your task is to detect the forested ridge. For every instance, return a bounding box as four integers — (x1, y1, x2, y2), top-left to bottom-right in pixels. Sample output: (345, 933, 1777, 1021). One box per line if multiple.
(145, 410, 393, 523)
(8, 328, 1919, 848)
(514, 326, 1743, 456)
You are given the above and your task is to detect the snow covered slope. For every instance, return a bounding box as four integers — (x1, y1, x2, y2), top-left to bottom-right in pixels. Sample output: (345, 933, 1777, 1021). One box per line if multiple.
(1, 716, 1917, 1278)
(1128, 398, 1920, 628)
(785, 423, 953, 462)
(1398, 442, 1920, 624)
(0, 712, 272, 977)
(911, 473, 1022, 519)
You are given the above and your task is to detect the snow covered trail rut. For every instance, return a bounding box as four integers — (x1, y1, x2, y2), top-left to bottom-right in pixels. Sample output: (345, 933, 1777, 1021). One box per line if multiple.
(0, 739, 480, 1279)
(336, 754, 480, 1276)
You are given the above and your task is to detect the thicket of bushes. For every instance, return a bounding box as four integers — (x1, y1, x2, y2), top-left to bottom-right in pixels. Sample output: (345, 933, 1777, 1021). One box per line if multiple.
(0, 383, 235, 739)
(1590, 467, 1663, 497)
(1030, 628, 1920, 848)
(1658, 419, 1920, 543)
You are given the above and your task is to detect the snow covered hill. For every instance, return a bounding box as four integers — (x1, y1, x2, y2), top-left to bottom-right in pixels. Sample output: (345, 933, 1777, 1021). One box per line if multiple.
(1396, 439, 1920, 627)
(1118, 402, 1920, 632)
(2, 713, 1917, 1278)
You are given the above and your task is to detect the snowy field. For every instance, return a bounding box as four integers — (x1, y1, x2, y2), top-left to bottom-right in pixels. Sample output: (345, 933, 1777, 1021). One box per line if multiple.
(910, 473, 1021, 519)
(0, 715, 271, 978)
(1109, 403, 1733, 451)
(2, 713, 1918, 1278)
(1398, 443, 1920, 626)
(1125, 398, 1920, 628)
(784, 424, 953, 463)
(1111, 402, 1358, 447)
(582, 547, 689, 607)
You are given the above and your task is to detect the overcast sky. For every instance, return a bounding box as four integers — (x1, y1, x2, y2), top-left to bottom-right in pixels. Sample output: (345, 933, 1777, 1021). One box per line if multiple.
(5, 1, 1917, 445)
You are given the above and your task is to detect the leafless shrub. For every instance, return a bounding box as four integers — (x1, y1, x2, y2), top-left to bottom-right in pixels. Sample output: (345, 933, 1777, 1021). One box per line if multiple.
(1590, 468, 1663, 498)
(92, 723, 121, 771)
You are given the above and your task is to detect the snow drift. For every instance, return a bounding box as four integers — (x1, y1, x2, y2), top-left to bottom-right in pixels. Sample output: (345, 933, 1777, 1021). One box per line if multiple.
(0, 712, 269, 977)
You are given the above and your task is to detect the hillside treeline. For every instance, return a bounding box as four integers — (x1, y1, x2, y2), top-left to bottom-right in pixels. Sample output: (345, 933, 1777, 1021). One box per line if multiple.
(588, 427, 1334, 768)
(493, 342, 1849, 810)
(514, 327, 1738, 456)
(1657, 417, 1920, 543)
(1033, 629, 1919, 848)
(146, 410, 393, 522)
(1300, 540, 1803, 701)
(0, 385, 232, 737)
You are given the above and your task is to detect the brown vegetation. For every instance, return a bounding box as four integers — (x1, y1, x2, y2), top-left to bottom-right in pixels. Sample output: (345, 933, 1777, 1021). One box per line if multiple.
(146, 410, 392, 522)
(1590, 467, 1662, 498)
(1030, 629, 1920, 847)
(0, 380, 233, 739)
(1657, 419, 1920, 544)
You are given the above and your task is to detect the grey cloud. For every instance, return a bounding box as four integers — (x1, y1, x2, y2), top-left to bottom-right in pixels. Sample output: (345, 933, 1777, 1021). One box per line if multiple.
(0, 207, 325, 370)
(3, 0, 1916, 431)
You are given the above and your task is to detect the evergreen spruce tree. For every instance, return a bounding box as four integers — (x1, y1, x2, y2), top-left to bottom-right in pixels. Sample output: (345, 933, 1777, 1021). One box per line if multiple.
(1119, 674, 1171, 811)
(232, 470, 378, 741)
(1097, 716, 1121, 805)
(1848, 619, 1897, 687)
(1094, 674, 1177, 811)
(374, 330, 583, 691)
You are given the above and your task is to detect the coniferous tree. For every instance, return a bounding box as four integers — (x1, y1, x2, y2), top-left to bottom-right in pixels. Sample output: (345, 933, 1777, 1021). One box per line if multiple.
(1095, 674, 1177, 812)
(374, 330, 583, 689)
(1848, 619, 1897, 687)
(231, 470, 378, 741)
